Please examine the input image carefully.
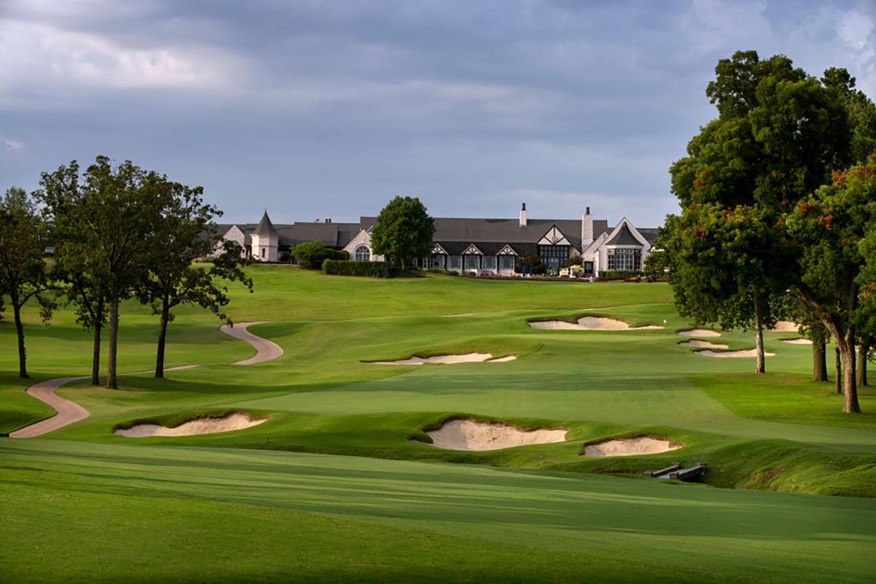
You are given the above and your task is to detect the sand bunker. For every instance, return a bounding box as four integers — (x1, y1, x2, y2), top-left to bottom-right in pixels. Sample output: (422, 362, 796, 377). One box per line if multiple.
(677, 328, 721, 337)
(584, 436, 681, 457)
(426, 419, 566, 451)
(529, 316, 662, 331)
(678, 340, 729, 349)
(372, 353, 516, 365)
(696, 349, 776, 358)
(115, 413, 268, 437)
(781, 338, 813, 345)
(771, 321, 801, 332)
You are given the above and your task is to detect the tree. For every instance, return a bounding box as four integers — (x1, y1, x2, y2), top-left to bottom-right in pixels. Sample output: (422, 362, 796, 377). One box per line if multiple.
(665, 50, 873, 381)
(141, 185, 252, 378)
(0, 187, 53, 378)
(371, 196, 434, 270)
(38, 157, 173, 389)
(786, 156, 876, 413)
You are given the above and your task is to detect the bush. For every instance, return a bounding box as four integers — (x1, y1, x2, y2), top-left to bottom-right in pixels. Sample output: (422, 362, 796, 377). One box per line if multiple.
(292, 240, 348, 269)
(515, 254, 546, 275)
(323, 260, 389, 278)
(597, 270, 641, 281)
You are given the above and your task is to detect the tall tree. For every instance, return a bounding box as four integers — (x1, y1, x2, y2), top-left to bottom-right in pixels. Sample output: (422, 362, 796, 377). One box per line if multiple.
(0, 187, 53, 378)
(786, 156, 876, 413)
(38, 157, 172, 389)
(666, 50, 872, 384)
(141, 184, 252, 378)
(371, 196, 434, 271)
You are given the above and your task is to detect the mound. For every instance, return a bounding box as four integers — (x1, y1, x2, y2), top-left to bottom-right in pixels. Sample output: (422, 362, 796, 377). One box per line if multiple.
(677, 328, 721, 337)
(781, 338, 812, 345)
(115, 413, 268, 437)
(372, 353, 515, 365)
(696, 349, 776, 358)
(529, 316, 662, 331)
(425, 419, 566, 451)
(677, 340, 729, 349)
(584, 436, 681, 457)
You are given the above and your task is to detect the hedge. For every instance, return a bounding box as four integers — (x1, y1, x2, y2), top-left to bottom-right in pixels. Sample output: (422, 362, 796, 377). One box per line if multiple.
(323, 260, 390, 278)
(597, 270, 642, 281)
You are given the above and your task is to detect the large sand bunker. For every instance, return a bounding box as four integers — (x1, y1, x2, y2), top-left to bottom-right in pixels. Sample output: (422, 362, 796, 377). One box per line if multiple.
(115, 413, 268, 437)
(771, 321, 801, 332)
(584, 436, 681, 457)
(529, 316, 662, 331)
(678, 340, 729, 349)
(696, 349, 775, 358)
(372, 353, 516, 365)
(677, 328, 721, 337)
(425, 419, 566, 451)
(781, 338, 813, 345)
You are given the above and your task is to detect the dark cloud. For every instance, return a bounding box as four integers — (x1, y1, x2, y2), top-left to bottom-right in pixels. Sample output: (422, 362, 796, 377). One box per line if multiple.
(1, 0, 872, 226)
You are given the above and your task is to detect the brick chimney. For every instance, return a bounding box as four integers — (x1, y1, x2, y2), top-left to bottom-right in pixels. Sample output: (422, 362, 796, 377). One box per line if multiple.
(582, 206, 593, 247)
(519, 203, 528, 227)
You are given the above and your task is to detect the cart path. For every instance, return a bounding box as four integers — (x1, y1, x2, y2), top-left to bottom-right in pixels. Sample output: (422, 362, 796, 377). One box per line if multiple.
(220, 321, 285, 365)
(9, 323, 283, 439)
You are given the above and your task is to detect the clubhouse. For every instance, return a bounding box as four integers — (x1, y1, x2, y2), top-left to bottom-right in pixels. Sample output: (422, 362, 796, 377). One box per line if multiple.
(217, 204, 657, 278)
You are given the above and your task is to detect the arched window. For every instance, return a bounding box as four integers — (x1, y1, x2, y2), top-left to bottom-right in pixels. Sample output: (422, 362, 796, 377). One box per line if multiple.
(355, 245, 371, 262)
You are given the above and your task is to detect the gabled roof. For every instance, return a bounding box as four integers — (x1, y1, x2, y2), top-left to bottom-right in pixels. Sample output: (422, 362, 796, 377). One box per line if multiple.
(603, 219, 651, 248)
(254, 211, 279, 238)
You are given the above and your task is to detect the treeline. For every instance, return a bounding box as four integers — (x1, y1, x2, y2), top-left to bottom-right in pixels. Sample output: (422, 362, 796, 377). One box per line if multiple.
(651, 51, 876, 413)
(0, 156, 251, 388)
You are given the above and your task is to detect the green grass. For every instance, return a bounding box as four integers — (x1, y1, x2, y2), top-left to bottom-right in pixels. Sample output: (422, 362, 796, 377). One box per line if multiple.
(1, 265, 876, 581)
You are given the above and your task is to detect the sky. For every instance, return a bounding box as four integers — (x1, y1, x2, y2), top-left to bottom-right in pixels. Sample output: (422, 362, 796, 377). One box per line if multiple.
(1, 0, 874, 227)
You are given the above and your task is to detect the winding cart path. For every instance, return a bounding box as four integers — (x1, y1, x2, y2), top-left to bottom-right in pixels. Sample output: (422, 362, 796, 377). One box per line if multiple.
(9, 322, 284, 439)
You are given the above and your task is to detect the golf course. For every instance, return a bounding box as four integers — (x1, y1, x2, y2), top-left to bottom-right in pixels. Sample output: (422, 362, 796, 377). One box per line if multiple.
(2, 266, 875, 583)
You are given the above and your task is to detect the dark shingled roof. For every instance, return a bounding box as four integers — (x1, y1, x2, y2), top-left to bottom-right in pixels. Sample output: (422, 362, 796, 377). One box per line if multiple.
(605, 223, 642, 246)
(254, 211, 279, 238)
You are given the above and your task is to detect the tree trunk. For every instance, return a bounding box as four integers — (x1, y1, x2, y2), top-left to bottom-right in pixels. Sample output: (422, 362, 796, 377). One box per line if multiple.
(12, 293, 29, 379)
(753, 292, 765, 374)
(155, 302, 170, 379)
(835, 347, 842, 395)
(812, 335, 827, 382)
(91, 323, 102, 386)
(107, 296, 119, 389)
(857, 343, 869, 387)
(840, 337, 860, 413)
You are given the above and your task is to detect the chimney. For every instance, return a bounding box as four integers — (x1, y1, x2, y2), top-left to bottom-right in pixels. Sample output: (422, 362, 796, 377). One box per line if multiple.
(582, 206, 593, 247)
(519, 203, 527, 227)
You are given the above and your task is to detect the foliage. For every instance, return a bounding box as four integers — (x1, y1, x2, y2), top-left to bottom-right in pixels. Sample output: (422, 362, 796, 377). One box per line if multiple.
(597, 270, 641, 281)
(292, 240, 348, 270)
(0, 187, 54, 378)
(370, 196, 434, 270)
(514, 254, 545, 275)
(786, 156, 876, 412)
(322, 259, 389, 278)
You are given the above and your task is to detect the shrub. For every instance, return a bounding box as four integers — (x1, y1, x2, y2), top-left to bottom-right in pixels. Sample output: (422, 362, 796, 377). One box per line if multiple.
(292, 240, 348, 269)
(597, 270, 641, 281)
(323, 260, 389, 278)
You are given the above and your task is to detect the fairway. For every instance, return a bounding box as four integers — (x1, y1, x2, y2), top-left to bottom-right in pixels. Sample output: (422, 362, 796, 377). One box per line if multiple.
(2, 267, 876, 582)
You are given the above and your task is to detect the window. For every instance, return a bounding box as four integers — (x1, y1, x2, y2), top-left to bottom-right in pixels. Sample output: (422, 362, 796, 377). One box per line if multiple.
(499, 255, 515, 271)
(607, 248, 641, 271)
(463, 254, 480, 271)
(538, 245, 569, 271)
(431, 254, 446, 269)
(261, 248, 265, 258)
(482, 256, 496, 271)
(449, 255, 461, 270)
(354, 245, 371, 262)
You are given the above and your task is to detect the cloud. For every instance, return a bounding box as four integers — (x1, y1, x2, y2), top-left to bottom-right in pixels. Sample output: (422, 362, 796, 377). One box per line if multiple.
(3, 138, 24, 151)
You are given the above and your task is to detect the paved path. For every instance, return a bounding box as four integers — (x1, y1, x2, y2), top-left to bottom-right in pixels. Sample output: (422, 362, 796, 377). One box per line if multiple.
(9, 376, 90, 439)
(220, 321, 285, 365)
(10, 323, 283, 438)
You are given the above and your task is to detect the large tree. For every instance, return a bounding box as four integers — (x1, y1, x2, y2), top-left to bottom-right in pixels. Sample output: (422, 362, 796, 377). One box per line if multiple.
(141, 186, 252, 379)
(38, 157, 173, 389)
(371, 196, 434, 270)
(786, 157, 876, 413)
(665, 50, 873, 383)
(0, 187, 53, 378)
